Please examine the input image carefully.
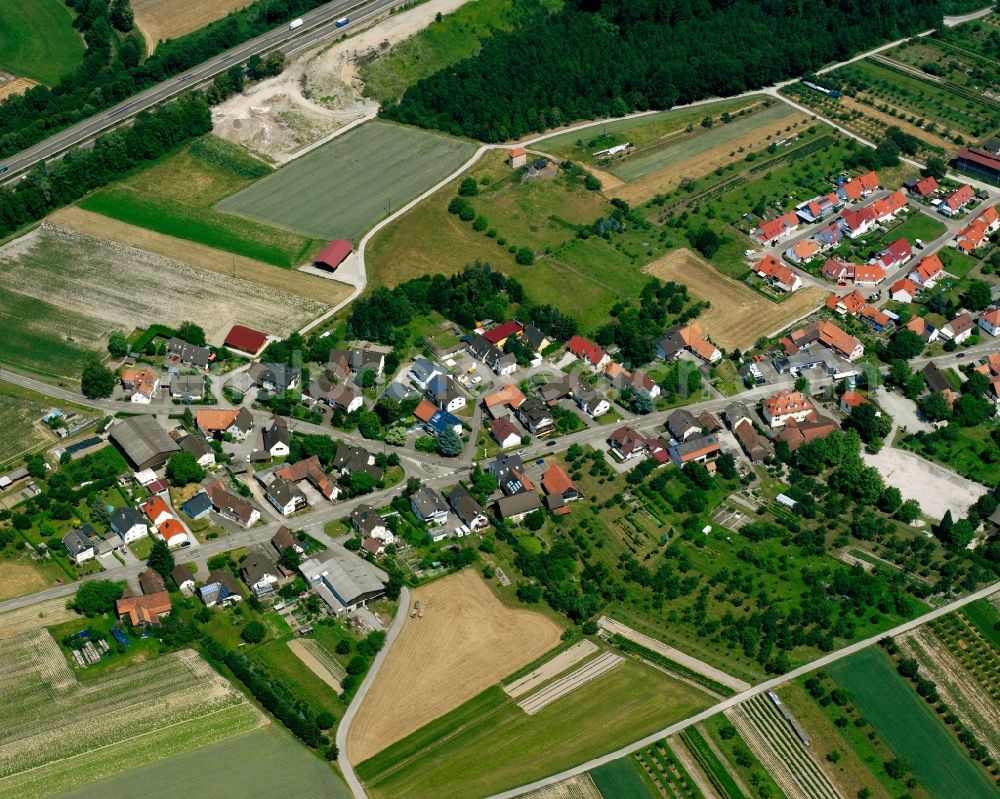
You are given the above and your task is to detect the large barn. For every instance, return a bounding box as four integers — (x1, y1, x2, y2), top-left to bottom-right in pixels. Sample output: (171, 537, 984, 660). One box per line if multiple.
(314, 239, 353, 272)
(956, 147, 1000, 184)
(108, 416, 180, 470)
(224, 325, 268, 355)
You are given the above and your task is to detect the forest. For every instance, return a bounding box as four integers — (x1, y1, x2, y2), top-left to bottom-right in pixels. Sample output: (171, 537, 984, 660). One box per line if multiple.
(382, 0, 945, 141)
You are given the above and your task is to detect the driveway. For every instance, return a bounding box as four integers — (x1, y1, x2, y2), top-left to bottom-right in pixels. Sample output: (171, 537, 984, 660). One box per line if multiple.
(874, 389, 933, 434)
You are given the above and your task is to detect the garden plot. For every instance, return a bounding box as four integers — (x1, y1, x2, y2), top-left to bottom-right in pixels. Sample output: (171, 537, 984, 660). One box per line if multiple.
(504, 640, 599, 698)
(598, 616, 749, 692)
(0, 631, 264, 799)
(516, 774, 603, 799)
(634, 741, 703, 799)
(0, 390, 52, 465)
(288, 638, 345, 694)
(0, 224, 326, 361)
(898, 625, 1000, 762)
(928, 611, 1000, 706)
(727, 694, 840, 799)
(518, 651, 623, 715)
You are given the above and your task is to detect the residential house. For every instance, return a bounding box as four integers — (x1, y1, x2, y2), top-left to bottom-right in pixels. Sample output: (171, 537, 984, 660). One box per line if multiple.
(274, 456, 339, 501)
(351, 504, 392, 542)
(655, 329, 687, 362)
(905, 315, 939, 343)
(608, 426, 655, 461)
(262, 417, 291, 458)
(516, 397, 555, 433)
(205, 479, 261, 527)
(872, 237, 912, 270)
(120, 367, 159, 404)
(762, 389, 815, 428)
(812, 221, 843, 251)
(332, 443, 383, 482)
(298, 544, 387, 615)
(63, 525, 98, 564)
(522, 325, 550, 353)
(408, 357, 445, 390)
(196, 408, 254, 440)
(909, 254, 944, 288)
(754, 254, 802, 292)
(199, 569, 243, 607)
(180, 491, 213, 520)
(142, 496, 173, 527)
(538, 379, 571, 405)
(483, 384, 526, 418)
(860, 304, 890, 332)
(724, 401, 755, 431)
(116, 591, 172, 626)
(978, 307, 1000, 337)
(494, 491, 543, 522)
(178, 434, 215, 469)
(490, 453, 533, 495)
(540, 464, 581, 509)
(669, 435, 720, 467)
(382, 381, 418, 403)
(939, 184, 975, 216)
(306, 377, 363, 414)
(425, 409, 463, 437)
(566, 335, 610, 372)
(411, 486, 449, 525)
(795, 192, 841, 223)
(785, 238, 821, 264)
(224, 325, 268, 355)
(490, 351, 518, 378)
(754, 210, 799, 243)
(826, 289, 866, 316)
(250, 362, 300, 393)
(467, 334, 499, 364)
(666, 409, 701, 442)
(909, 175, 938, 198)
(109, 506, 148, 544)
(166, 338, 211, 369)
(139, 566, 166, 596)
(169, 375, 205, 401)
(839, 205, 880, 239)
(732, 419, 773, 462)
(426, 374, 466, 413)
(363, 537, 386, 556)
(839, 391, 868, 412)
(774, 415, 837, 451)
(171, 564, 195, 593)
(266, 477, 308, 516)
(852, 263, 886, 286)
(271, 526, 304, 557)
(448, 485, 489, 530)
(240, 549, 280, 597)
(482, 320, 524, 347)
(490, 418, 522, 449)
(346, 347, 386, 380)
(821, 258, 854, 282)
(624, 369, 660, 399)
(954, 206, 999, 254)
(836, 171, 879, 202)
(569, 381, 610, 418)
(157, 518, 189, 549)
(942, 313, 975, 344)
(782, 321, 864, 362)
(676, 322, 721, 363)
(890, 278, 919, 304)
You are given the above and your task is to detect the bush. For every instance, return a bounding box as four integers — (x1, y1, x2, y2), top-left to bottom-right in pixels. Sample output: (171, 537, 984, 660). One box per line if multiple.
(316, 711, 335, 730)
(515, 247, 535, 265)
(240, 621, 267, 644)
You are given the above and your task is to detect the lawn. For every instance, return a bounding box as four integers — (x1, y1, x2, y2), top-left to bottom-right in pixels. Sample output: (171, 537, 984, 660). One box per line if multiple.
(79, 137, 320, 268)
(217, 121, 477, 242)
(0, 0, 84, 85)
(827, 647, 997, 799)
(900, 424, 1000, 486)
(357, 659, 712, 799)
(589, 758, 658, 799)
(361, 0, 563, 103)
(880, 212, 947, 249)
(939, 246, 979, 278)
(0, 382, 56, 465)
(250, 639, 343, 720)
(55, 726, 351, 799)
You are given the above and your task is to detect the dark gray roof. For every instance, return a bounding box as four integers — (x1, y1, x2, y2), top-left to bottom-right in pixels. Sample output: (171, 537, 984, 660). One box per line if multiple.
(233, 407, 254, 433)
(383, 382, 418, 402)
(109, 416, 180, 469)
(267, 477, 306, 507)
(411, 486, 448, 519)
(263, 422, 290, 451)
(468, 334, 498, 361)
(171, 563, 195, 586)
(109, 506, 145, 535)
(522, 325, 546, 351)
(179, 434, 213, 459)
(252, 362, 300, 391)
(922, 362, 951, 393)
(449, 485, 487, 525)
(63, 525, 97, 557)
(725, 402, 754, 428)
(494, 492, 542, 519)
(167, 338, 211, 368)
(181, 491, 213, 518)
(241, 549, 278, 585)
(667, 409, 701, 440)
(351, 504, 386, 535)
(410, 357, 443, 384)
(333, 443, 383, 480)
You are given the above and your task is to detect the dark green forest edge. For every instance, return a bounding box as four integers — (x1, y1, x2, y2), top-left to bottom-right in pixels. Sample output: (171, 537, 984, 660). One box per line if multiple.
(382, 0, 945, 141)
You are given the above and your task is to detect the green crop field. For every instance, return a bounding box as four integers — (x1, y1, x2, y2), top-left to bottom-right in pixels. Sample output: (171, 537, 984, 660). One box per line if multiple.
(361, 0, 563, 102)
(0, 0, 85, 85)
(358, 659, 712, 799)
(217, 121, 477, 243)
(79, 137, 320, 267)
(55, 726, 351, 799)
(606, 101, 797, 182)
(250, 640, 343, 720)
(827, 647, 997, 799)
(962, 600, 1000, 650)
(590, 758, 658, 799)
(0, 631, 263, 799)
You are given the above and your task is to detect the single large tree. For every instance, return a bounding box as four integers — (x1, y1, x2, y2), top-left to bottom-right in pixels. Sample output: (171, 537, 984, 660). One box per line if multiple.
(165, 450, 205, 487)
(81, 359, 115, 399)
(73, 580, 124, 616)
(148, 539, 175, 580)
(436, 428, 463, 457)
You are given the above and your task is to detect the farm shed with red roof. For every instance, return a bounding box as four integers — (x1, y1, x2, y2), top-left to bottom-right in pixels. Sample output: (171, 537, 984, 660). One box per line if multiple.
(314, 239, 353, 271)
(224, 325, 268, 354)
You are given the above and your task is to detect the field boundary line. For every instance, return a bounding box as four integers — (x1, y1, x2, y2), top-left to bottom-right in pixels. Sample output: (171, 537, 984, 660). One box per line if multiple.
(0, 699, 262, 785)
(486, 581, 1000, 799)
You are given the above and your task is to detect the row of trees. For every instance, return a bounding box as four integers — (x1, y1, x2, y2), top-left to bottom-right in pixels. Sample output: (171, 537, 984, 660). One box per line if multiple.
(382, 0, 944, 141)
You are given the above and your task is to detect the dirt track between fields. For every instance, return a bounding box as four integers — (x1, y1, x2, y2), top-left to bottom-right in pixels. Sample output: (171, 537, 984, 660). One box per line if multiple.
(347, 569, 562, 764)
(642, 249, 825, 350)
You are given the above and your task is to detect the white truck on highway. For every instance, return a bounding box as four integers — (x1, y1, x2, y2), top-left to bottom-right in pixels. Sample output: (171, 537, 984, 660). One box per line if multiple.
(289, 17, 304, 30)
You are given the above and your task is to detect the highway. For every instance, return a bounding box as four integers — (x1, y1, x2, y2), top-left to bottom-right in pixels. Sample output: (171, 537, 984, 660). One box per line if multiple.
(0, 0, 400, 183)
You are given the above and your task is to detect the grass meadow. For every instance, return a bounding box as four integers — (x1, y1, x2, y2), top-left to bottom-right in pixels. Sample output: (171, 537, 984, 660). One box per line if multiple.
(962, 600, 1000, 651)
(0, 0, 84, 85)
(79, 137, 320, 267)
(589, 759, 658, 799)
(357, 660, 711, 799)
(827, 647, 997, 799)
(0, 382, 55, 466)
(55, 726, 351, 799)
(218, 121, 476, 242)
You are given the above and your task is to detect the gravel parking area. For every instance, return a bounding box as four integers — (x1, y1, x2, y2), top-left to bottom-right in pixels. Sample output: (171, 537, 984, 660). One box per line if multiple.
(863, 446, 987, 520)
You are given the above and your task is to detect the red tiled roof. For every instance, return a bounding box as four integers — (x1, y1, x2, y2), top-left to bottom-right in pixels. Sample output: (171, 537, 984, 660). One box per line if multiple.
(567, 335, 606, 366)
(315, 239, 353, 268)
(822, 258, 853, 280)
(116, 591, 172, 625)
(414, 400, 437, 423)
(541, 463, 577, 497)
(224, 325, 267, 354)
(483, 320, 524, 344)
(891, 278, 918, 298)
(754, 254, 798, 287)
(913, 176, 938, 196)
(882, 237, 911, 263)
(484, 384, 526, 409)
(840, 390, 867, 408)
(764, 389, 813, 419)
(756, 211, 799, 241)
(943, 184, 975, 211)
